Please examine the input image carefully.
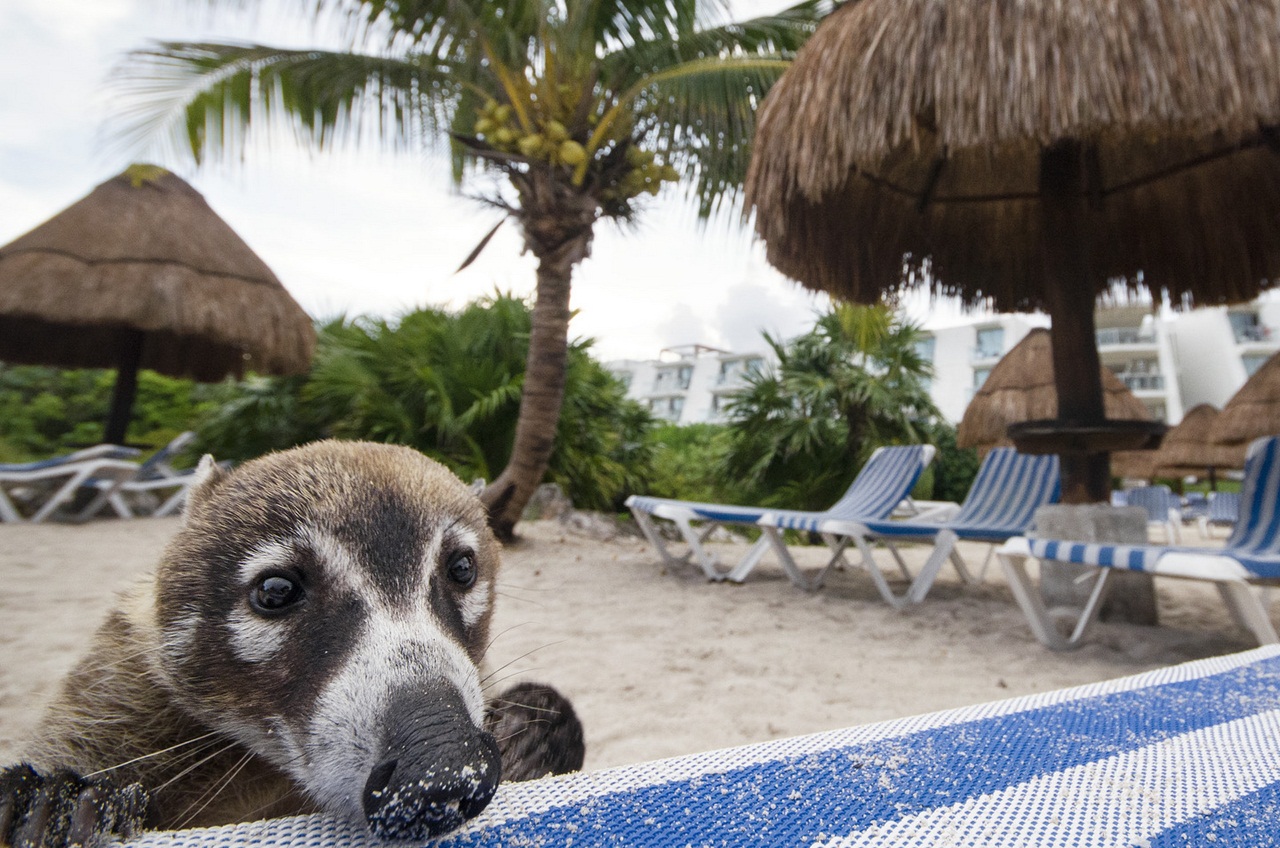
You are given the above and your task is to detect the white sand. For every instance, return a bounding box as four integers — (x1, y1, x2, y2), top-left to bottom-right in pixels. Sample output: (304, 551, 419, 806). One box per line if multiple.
(0, 516, 1268, 772)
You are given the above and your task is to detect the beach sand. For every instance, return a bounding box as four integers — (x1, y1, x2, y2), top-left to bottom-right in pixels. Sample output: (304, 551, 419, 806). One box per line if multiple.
(0, 516, 1268, 772)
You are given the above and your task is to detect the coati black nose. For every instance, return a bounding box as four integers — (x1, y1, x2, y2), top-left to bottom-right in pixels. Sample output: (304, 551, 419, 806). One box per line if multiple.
(361, 687, 502, 840)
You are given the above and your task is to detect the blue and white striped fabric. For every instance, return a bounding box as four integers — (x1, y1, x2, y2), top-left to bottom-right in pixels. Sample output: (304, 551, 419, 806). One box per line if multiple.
(128, 645, 1280, 847)
(752, 445, 932, 533)
(1026, 435, 1280, 580)
(630, 444, 930, 529)
(854, 449, 1060, 542)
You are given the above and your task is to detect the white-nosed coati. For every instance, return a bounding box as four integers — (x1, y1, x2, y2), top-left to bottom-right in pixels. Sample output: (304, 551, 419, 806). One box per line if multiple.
(0, 441, 584, 847)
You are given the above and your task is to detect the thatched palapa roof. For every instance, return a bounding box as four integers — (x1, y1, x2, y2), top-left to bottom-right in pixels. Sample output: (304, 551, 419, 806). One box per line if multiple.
(1155, 403, 1243, 473)
(746, 0, 1280, 310)
(1212, 350, 1280, 452)
(957, 329, 1152, 451)
(0, 164, 314, 381)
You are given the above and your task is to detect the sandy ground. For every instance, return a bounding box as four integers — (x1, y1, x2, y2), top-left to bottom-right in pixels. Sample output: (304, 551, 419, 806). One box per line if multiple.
(0, 515, 1269, 773)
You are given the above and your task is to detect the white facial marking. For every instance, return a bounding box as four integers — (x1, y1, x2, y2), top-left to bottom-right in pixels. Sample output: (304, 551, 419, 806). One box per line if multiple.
(459, 579, 491, 629)
(298, 526, 364, 596)
(237, 539, 294, 587)
(161, 612, 200, 657)
(227, 606, 288, 663)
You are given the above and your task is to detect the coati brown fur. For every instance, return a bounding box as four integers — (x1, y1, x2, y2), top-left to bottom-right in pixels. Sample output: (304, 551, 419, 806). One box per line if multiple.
(0, 441, 583, 846)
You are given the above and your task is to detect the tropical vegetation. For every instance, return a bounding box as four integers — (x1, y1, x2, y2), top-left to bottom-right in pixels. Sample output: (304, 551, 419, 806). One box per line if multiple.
(115, 0, 835, 537)
(720, 304, 944, 511)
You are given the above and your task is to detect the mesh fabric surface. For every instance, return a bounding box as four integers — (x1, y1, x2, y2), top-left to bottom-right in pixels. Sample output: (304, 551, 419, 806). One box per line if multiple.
(129, 645, 1280, 847)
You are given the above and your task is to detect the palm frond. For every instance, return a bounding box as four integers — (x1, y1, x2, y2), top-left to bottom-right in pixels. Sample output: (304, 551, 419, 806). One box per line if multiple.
(113, 41, 464, 163)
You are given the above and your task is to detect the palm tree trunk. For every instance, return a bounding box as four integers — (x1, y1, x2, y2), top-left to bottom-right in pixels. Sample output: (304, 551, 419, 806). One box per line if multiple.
(482, 175, 597, 541)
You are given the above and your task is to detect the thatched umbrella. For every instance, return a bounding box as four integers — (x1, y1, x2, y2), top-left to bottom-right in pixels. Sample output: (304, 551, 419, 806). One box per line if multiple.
(0, 164, 315, 443)
(746, 0, 1280, 504)
(957, 329, 1153, 452)
(1154, 403, 1241, 483)
(1211, 350, 1280, 460)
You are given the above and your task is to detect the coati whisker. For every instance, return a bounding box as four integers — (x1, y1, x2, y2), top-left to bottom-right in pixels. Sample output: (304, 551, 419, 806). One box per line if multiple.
(86, 731, 224, 777)
(149, 743, 242, 795)
(173, 750, 255, 830)
(479, 641, 566, 687)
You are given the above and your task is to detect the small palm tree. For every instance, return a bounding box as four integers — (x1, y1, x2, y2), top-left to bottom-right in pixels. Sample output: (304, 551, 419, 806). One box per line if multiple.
(115, 0, 832, 538)
(723, 304, 940, 511)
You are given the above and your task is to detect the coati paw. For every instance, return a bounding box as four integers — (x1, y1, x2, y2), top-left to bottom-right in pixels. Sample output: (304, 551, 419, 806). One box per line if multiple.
(0, 763, 147, 848)
(485, 682, 585, 783)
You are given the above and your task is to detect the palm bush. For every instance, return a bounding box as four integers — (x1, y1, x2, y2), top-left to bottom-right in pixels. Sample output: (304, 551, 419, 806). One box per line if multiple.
(720, 304, 941, 511)
(197, 294, 653, 512)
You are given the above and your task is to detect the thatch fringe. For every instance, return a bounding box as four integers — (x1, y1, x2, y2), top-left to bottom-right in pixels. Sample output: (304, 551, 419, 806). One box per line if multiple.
(957, 328, 1151, 450)
(746, 0, 1280, 311)
(0, 166, 314, 380)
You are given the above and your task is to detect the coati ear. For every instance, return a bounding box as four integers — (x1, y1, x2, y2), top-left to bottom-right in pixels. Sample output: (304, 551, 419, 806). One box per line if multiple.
(182, 455, 231, 523)
(470, 478, 486, 496)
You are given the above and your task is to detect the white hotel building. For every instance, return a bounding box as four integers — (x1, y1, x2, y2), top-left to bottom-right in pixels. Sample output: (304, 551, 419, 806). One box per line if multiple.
(607, 299, 1280, 427)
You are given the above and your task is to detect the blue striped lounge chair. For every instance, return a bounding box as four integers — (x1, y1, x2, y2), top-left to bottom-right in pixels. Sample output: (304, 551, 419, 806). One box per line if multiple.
(758, 448, 1061, 604)
(1123, 484, 1183, 543)
(123, 645, 1280, 847)
(0, 444, 141, 523)
(625, 444, 935, 581)
(1199, 490, 1242, 539)
(85, 431, 202, 519)
(998, 435, 1280, 650)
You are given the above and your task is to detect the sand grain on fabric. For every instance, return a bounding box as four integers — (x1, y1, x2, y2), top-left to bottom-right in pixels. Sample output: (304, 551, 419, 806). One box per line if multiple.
(0, 517, 1265, 771)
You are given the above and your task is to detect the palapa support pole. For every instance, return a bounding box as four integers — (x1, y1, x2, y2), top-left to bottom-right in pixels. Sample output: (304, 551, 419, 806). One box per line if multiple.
(1037, 139, 1158, 626)
(104, 329, 145, 445)
(1039, 139, 1110, 504)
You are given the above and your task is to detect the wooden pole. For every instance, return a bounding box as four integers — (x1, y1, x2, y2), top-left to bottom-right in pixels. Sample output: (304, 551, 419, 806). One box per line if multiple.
(104, 330, 144, 445)
(1037, 139, 1158, 625)
(1039, 139, 1110, 504)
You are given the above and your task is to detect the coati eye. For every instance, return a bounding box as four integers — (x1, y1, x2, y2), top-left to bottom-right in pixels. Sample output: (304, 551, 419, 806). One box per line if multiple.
(250, 573, 305, 615)
(446, 551, 477, 588)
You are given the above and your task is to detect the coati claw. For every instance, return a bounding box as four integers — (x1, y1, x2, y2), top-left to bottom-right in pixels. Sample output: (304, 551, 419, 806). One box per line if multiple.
(1, 763, 147, 848)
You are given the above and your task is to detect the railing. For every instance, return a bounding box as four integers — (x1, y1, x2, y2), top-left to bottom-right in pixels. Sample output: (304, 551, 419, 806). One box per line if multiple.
(1096, 327, 1155, 346)
(1117, 373, 1165, 391)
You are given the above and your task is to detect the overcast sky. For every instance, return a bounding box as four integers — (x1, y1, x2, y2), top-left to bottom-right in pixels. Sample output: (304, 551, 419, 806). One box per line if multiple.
(0, 0, 976, 362)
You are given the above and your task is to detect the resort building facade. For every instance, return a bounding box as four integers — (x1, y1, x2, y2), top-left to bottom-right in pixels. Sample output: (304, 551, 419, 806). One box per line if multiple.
(607, 299, 1280, 427)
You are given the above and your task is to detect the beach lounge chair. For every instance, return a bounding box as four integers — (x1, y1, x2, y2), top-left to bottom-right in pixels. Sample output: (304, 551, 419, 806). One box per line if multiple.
(758, 448, 1060, 602)
(626, 444, 934, 581)
(1199, 490, 1242, 538)
(998, 435, 1280, 650)
(1123, 483, 1183, 543)
(84, 432, 201, 519)
(123, 644, 1280, 847)
(0, 444, 141, 523)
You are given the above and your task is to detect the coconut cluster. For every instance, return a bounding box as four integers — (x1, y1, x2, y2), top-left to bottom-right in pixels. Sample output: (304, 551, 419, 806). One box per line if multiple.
(473, 99, 680, 203)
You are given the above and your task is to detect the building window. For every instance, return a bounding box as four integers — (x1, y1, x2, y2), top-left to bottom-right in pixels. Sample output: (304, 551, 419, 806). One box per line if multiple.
(1243, 354, 1270, 376)
(915, 336, 936, 363)
(973, 368, 992, 388)
(974, 327, 1003, 359)
(654, 365, 692, 392)
(1229, 311, 1269, 343)
(614, 370, 632, 390)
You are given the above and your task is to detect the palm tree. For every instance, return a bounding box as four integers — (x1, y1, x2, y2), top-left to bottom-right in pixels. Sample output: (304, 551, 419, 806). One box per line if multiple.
(723, 304, 940, 511)
(114, 0, 832, 538)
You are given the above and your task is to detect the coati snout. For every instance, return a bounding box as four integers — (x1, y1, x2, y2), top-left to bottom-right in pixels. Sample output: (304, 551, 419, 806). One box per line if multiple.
(2, 440, 584, 846)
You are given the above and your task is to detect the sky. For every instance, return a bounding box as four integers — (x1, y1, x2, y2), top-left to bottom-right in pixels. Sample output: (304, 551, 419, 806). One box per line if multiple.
(0, 0, 977, 363)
